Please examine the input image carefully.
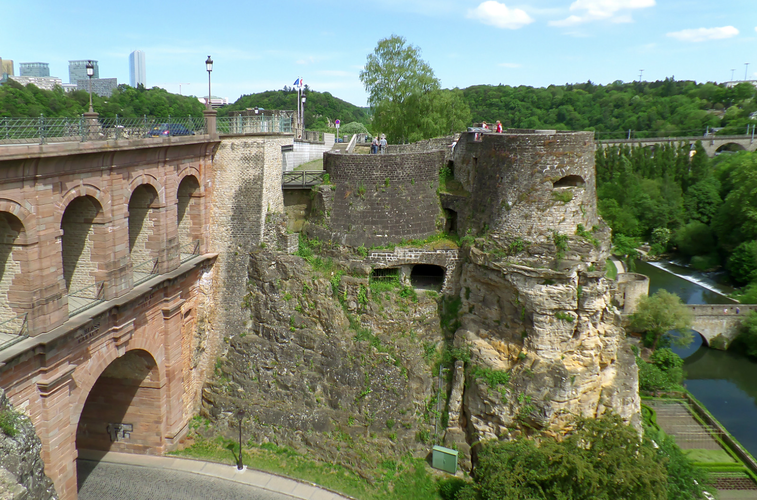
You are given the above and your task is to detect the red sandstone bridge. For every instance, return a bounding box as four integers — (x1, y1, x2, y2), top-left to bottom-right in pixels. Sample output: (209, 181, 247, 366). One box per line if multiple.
(0, 111, 300, 500)
(597, 134, 756, 157)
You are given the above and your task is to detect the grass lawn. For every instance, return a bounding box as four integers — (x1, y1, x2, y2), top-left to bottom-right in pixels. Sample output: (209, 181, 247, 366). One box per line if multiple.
(294, 158, 323, 171)
(684, 448, 736, 463)
(171, 435, 445, 500)
(606, 259, 618, 280)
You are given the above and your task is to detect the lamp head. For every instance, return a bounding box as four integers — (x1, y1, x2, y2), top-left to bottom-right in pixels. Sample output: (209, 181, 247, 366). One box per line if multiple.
(86, 60, 94, 78)
(206, 56, 213, 73)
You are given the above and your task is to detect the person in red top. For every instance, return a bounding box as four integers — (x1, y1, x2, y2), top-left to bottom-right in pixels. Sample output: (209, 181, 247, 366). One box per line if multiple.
(496, 120, 503, 133)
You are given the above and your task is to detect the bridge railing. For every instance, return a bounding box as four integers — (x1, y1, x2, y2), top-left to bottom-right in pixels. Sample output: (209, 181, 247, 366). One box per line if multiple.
(0, 313, 28, 351)
(595, 130, 754, 142)
(68, 281, 106, 317)
(179, 239, 201, 263)
(133, 258, 160, 286)
(0, 116, 207, 145)
(282, 170, 326, 189)
(217, 115, 293, 135)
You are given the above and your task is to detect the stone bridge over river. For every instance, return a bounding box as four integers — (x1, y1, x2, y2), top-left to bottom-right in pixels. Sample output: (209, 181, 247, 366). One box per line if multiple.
(0, 113, 296, 500)
(597, 134, 756, 157)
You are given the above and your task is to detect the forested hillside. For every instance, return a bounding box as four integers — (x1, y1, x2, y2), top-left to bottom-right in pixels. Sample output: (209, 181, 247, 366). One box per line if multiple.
(0, 80, 204, 118)
(218, 86, 370, 130)
(465, 79, 756, 138)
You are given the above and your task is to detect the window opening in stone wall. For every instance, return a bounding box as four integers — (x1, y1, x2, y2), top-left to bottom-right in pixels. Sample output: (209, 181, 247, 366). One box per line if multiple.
(552, 175, 585, 188)
(444, 209, 458, 235)
(410, 264, 445, 291)
(0, 212, 26, 331)
(177, 176, 201, 262)
(129, 185, 160, 285)
(371, 268, 399, 282)
(61, 196, 105, 316)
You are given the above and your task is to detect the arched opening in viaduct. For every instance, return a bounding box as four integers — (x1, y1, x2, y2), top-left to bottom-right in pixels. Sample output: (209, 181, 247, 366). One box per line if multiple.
(715, 143, 746, 155)
(129, 185, 161, 284)
(0, 212, 26, 330)
(177, 175, 201, 259)
(76, 349, 163, 455)
(61, 196, 106, 316)
(410, 264, 445, 291)
(552, 175, 585, 188)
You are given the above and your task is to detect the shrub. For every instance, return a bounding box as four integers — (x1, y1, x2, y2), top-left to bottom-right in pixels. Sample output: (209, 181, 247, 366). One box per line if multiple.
(0, 410, 19, 438)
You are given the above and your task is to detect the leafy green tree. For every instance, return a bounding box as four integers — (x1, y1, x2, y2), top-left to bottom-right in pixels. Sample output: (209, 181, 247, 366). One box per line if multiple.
(672, 221, 716, 257)
(727, 240, 757, 284)
(458, 414, 668, 500)
(630, 290, 693, 350)
(683, 177, 721, 225)
(730, 311, 757, 358)
(360, 36, 469, 143)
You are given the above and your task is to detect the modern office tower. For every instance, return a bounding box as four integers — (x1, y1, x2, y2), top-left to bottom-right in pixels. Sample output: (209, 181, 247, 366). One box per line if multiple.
(19, 62, 50, 77)
(129, 50, 146, 87)
(76, 78, 117, 97)
(69, 60, 99, 84)
(0, 58, 13, 77)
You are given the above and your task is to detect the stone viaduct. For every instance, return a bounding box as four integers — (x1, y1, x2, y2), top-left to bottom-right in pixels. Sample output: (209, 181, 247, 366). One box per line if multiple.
(615, 272, 756, 347)
(597, 134, 757, 157)
(0, 117, 292, 499)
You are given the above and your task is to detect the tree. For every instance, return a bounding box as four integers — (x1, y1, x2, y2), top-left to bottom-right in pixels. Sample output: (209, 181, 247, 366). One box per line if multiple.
(360, 36, 469, 143)
(457, 413, 668, 500)
(630, 290, 693, 350)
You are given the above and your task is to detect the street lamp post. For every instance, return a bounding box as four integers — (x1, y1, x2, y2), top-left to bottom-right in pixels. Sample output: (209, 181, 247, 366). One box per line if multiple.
(301, 96, 306, 132)
(86, 60, 95, 113)
(206, 56, 213, 109)
(236, 409, 245, 470)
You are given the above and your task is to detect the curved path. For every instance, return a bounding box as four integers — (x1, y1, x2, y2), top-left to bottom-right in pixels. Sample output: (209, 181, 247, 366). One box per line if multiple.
(77, 451, 352, 500)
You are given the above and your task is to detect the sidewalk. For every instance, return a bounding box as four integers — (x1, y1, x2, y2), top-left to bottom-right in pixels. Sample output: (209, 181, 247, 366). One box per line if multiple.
(78, 450, 354, 500)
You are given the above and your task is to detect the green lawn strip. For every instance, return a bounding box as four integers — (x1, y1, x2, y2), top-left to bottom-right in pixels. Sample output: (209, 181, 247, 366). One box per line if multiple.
(294, 158, 324, 171)
(685, 449, 736, 463)
(685, 393, 757, 466)
(606, 259, 618, 280)
(171, 437, 442, 500)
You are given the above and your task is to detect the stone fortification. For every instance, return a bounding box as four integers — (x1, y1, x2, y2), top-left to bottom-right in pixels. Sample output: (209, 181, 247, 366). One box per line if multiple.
(449, 130, 597, 243)
(314, 150, 445, 247)
(386, 135, 454, 155)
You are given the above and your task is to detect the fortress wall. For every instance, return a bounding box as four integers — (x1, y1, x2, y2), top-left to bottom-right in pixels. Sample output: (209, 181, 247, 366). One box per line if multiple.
(322, 150, 444, 247)
(386, 136, 454, 155)
(454, 130, 597, 242)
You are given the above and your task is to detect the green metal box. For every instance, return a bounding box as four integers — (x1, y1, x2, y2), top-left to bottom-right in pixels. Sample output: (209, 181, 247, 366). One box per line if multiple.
(432, 445, 458, 474)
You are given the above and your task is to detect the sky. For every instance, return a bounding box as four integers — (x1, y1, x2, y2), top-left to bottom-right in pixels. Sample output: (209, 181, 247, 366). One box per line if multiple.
(2, 0, 756, 107)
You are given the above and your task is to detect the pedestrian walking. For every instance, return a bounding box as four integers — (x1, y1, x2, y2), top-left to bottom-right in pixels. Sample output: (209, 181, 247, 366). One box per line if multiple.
(371, 136, 379, 154)
(379, 135, 387, 154)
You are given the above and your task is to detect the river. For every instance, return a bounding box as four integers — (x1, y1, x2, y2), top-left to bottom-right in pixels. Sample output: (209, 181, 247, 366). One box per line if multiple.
(634, 260, 757, 458)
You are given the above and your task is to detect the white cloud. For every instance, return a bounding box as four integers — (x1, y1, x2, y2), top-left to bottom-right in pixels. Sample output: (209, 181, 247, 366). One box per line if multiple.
(550, 0, 654, 26)
(666, 26, 739, 42)
(498, 62, 522, 68)
(467, 1, 534, 30)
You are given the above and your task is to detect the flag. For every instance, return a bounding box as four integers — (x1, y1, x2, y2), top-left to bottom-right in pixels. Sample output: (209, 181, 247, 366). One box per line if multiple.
(299, 78, 304, 89)
(293, 78, 300, 87)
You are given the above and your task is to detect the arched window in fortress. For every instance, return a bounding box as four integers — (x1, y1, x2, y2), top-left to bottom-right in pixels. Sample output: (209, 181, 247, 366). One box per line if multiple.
(552, 175, 585, 188)
(177, 176, 201, 261)
(129, 185, 161, 285)
(410, 264, 445, 291)
(0, 213, 27, 333)
(61, 196, 106, 316)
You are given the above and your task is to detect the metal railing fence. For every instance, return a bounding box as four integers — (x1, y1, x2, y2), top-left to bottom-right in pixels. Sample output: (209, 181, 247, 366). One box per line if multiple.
(217, 114, 293, 135)
(0, 115, 206, 145)
(282, 170, 326, 189)
(0, 313, 28, 351)
(179, 239, 201, 263)
(133, 257, 159, 286)
(68, 280, 106, 317)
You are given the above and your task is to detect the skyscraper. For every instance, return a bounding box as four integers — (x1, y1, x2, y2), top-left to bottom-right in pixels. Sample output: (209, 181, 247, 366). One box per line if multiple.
(129, 50, 146, 88)
(19, 62, 50, 77)
(69, 60, 98, 84)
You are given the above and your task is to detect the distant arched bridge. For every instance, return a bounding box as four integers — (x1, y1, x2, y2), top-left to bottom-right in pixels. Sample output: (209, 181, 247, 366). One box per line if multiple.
(598, 134, 756, 157)
(686, 304, 757, 347)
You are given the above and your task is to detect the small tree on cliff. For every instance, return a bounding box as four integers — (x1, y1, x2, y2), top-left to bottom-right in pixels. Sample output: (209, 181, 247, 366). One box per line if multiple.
(630, 290, 693, 350)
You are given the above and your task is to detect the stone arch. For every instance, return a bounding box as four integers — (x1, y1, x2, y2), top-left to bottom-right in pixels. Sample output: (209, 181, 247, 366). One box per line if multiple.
(0, 212, 28, 331)
(59, 184, 109, 225)
(0, 199, 36, 243)
(410, 264, 446, 291)
(715, 142, 747, 154)
(129, 184, 161, 283)
(177, 175, 202, 258)
(129, 175, 166, 206)
(552, 175, 586, 188)
(60, 196, 106, 316)
(75, 348, 164, 455)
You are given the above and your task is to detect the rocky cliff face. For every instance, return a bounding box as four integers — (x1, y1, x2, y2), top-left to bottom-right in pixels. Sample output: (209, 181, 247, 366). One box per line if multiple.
(202, 248, 446, 476)
(0, 391, 57, 500)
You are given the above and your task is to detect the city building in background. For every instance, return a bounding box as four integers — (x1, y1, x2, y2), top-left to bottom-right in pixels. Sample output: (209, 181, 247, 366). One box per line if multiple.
(76, 77, 117, 97)
(0, 58, 13, 78)
(197, 95, 229, 108)
(129, 50, 146, 88)
(6, 76, 62, 91)
(69, 60, 98, 84)
(19, 62, 50, 77)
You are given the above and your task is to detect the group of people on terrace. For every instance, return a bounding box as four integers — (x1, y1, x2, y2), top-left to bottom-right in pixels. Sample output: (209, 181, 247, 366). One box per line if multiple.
(370, 134, 387, 154)
(481, 120, 503, 133)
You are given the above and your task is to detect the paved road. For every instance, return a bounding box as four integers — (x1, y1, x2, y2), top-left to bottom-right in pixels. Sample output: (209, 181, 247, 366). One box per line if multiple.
(77, 460, 304, 500)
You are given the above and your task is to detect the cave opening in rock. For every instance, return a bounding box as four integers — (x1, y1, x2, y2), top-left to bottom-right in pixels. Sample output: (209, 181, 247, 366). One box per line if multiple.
(410, 264, 445, 291)
(444, 209, 458, 235)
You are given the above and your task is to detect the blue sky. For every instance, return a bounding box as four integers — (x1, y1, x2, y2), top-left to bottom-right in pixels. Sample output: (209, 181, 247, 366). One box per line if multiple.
(3, 0, 756, 107)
